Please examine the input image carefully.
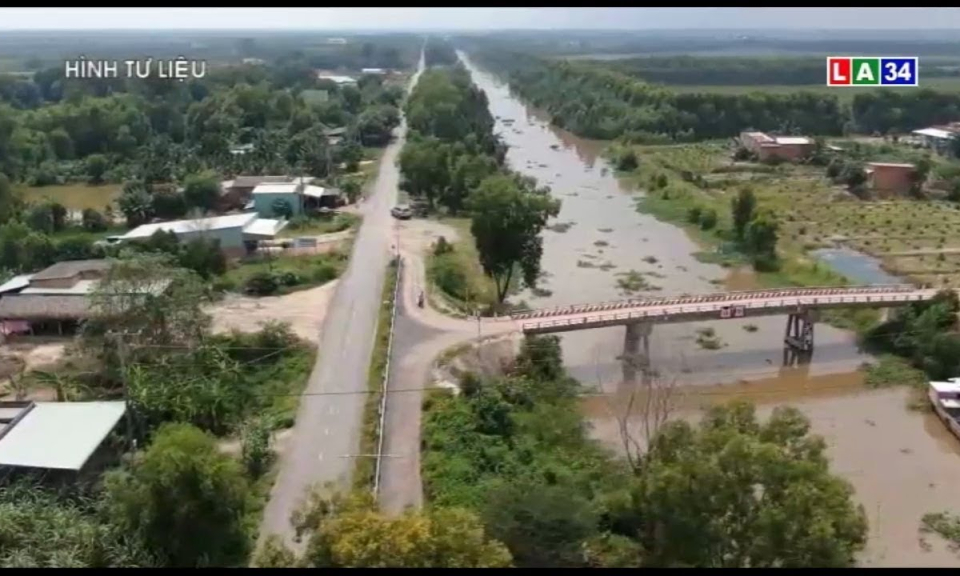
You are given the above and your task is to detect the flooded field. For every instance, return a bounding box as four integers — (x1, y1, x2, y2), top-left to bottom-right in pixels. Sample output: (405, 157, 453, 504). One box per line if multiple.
(461, 53, 870, 391)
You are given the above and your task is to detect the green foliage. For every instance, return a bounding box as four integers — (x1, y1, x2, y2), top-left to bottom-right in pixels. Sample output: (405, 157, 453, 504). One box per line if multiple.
(103, 423, 251, 567)
(85, 154, 109, 184)
(698, 207, 718, 230)
(731, 187, 756, 241)
(468, 174, 561, 303)
(744, 210, 780, 270)
(81, 207, 108, 232)
(617, 401, 868, 567)
(117, 181, 154, 227)
(241, 417, 273, 479)
(616, 149, 639, 171)
(0, 482, 154, 567)
(863, 290, 960, 380)
(182, 171, 220, 212)
(292, 490, 512, 568)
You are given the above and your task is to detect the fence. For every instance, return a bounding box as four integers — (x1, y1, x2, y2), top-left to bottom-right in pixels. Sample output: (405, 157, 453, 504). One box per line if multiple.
(372, 256, 403, 498)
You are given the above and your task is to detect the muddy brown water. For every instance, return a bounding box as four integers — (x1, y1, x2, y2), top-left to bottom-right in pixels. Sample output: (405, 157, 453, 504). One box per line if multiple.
(461, 53, 870, 393)
(461, 53, 960, 566)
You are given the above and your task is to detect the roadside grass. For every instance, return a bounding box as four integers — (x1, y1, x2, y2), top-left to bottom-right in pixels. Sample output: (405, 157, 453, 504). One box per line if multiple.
(278, 213, 361, 237)
(15, 182, 122, 211)
(425, 217, 501, 316)
(355, 258, 400, 491)
(218, 249, 350, 295)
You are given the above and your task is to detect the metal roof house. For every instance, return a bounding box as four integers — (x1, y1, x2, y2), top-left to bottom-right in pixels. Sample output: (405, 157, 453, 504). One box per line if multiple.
(117, 213, 288, 258)
(0, 401, 127, 474)
(251, 182, 342, 218)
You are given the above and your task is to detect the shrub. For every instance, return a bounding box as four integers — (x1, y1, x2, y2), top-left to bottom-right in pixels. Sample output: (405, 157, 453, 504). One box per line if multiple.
(433, 236, 453, 256)
(699, 208, 718, 230)
(244, 272, 280, 296)
(81, 208, 108, 232)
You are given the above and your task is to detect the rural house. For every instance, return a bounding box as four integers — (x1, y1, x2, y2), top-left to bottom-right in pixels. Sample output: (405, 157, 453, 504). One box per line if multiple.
(0, 259, 169, 336)
(739, 131, 815, 162)
(315, 73, 357, 87)
(116, 213, 288, 258)
(219, 175, 294, 211)
(251, 182, 342, 217)
(910, 126, 959, 155)
(865, 162, 917, 195)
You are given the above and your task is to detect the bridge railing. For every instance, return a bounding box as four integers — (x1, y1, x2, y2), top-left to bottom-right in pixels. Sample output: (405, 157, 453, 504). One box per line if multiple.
(511, 284, 924, 322)
(518, 290, 936, 332)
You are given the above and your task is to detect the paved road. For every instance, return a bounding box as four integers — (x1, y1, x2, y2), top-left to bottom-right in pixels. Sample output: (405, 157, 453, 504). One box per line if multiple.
(259, 51, 425, 548)
(377, 245, 516, 514)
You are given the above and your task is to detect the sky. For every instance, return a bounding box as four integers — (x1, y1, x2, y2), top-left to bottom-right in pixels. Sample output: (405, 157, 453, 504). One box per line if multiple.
(2, 8, 960, 31)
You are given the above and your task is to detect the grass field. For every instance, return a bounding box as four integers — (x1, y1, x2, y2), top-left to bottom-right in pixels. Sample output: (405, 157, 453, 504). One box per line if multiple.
(667, 77, 960, 101)
(618, 140, 960, 293)
(15, 183, 122, 211)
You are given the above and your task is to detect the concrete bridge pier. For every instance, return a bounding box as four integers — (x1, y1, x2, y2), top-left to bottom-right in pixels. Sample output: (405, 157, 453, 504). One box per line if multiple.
(784, 309, 817, 353)
(622, 321, 652, 384)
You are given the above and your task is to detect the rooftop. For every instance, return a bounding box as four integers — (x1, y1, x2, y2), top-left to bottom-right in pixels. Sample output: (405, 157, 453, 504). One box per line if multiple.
(0, 294, 93, 320)
(31, 259, 111, 282)
(316, 73, 356, 84)
(774, 136, 813, 145)
(930, 380, 960, 394)
(0, 401, 126, 471)
(867, 162, 916, 169)
(0, 274, 32, 295)
(912, 127, 956, 139)
(231, 175, 293, 189)
(252, 183, 301, 195)
(119, 213, 259, 240)
(243, 218, 288, 237)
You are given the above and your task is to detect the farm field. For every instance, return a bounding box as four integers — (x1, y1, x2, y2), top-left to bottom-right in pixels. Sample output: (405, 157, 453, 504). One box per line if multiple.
(619, 141, 960, 290)
(14, 183, 122, 211)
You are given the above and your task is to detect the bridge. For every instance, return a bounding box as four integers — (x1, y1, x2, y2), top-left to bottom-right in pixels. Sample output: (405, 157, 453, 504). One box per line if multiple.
(510, 285, 940, 382)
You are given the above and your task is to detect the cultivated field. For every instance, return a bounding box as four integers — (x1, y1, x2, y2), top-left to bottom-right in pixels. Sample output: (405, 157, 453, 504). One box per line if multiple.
(623, 141, 960, 289)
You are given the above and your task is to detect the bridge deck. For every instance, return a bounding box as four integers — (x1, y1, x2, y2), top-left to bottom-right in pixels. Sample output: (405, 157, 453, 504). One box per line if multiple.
(513, 285, 939, 335)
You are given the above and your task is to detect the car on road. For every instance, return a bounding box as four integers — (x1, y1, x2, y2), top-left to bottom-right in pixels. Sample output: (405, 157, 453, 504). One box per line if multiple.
(391, 205, 413, 219)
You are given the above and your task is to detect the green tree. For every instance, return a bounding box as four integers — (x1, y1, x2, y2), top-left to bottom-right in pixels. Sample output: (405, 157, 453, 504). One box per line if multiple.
(399, 137, 450, 210)
(0, 173, 17, 223)
(103, 423, 250, 567)
(731, 187, 756, 241)
(744, 210, 779, 270)
(481, 481, 598, 567)
(118, 181, 154, 228)
(182, 172, 220, 212)
(468, 174, 560, 303)
(291, 490, 512, 568)
(81, 208, 109, 232)
(615, 401, 867, 567)
(85, 154, 109, 184)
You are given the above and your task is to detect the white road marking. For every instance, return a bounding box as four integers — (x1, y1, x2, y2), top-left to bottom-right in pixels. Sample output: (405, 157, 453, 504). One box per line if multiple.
(324, 428, 329, 436)
(318, 453, 324, 462)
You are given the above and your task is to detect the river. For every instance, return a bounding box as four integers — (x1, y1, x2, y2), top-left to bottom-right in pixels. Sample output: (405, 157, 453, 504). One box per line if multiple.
(459, 52, 960, 567)
(460, 53, 869, 396)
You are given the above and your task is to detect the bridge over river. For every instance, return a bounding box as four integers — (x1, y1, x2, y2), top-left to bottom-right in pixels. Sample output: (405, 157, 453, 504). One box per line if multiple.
(510, 284, 940, 382)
